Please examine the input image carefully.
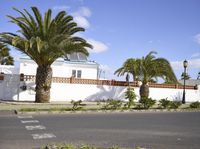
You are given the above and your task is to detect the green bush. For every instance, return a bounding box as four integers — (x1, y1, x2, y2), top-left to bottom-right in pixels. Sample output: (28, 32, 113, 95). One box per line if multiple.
(71, 100, 86, 111)
(102, 99, 122, 110)
(190, 101, 200, 108)
(169, 101, 182, 109)
(124, 87, 136, 109)
(159, 98, 171, 109)
(139, 97, 156, 109)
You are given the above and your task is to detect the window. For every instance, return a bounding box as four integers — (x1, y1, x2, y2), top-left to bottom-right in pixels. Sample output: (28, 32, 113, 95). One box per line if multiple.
(72, 70, 82, 78)
(77, 70, 82, 78)
(72, 70, 76, 77)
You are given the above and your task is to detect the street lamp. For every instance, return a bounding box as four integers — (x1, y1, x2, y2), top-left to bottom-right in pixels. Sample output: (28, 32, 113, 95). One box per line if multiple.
(182, 60, 188, 104)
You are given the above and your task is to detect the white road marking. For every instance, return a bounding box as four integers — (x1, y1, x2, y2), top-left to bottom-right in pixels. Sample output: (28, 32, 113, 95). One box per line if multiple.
(32, 133, 56, 139)
(25, 125, 46, 130)
(21, 120, 39, 124)
(18, 115, 33, 119)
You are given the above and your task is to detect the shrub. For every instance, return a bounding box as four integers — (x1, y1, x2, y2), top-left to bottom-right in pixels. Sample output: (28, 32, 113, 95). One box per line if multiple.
(71, 100, 86, 111)
(169, 101, 182, 109)
(102, 99, 122, 110)
(159, 98, 171, 109)
(124, 87, 136, 109)
(190, 101, 200, 108)
(139, 97, 156, 109)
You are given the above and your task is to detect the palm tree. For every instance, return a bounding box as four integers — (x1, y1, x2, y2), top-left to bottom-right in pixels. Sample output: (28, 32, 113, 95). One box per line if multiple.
(114, 58, 140, 81)
(115, 51, 177, 98)
(0, 42, 14, 65)
(0, 7, 92, 103)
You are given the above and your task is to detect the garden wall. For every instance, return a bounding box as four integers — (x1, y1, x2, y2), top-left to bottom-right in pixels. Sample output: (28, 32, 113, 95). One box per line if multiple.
(0, 74, 199, 102)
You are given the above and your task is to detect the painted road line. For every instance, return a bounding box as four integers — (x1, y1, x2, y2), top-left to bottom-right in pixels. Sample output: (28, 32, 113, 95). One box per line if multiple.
(21, 120, 39, 124)
(25, 125, 46, 130)
(18, 115, 33, 119)
(32, 133, 56, 139)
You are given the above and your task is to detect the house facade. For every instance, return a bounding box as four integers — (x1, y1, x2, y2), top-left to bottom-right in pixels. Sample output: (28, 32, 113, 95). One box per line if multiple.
(19, 53, 100, 79)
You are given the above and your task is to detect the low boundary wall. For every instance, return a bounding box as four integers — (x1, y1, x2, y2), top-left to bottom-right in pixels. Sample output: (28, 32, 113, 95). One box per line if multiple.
(0, 74, 199, 102)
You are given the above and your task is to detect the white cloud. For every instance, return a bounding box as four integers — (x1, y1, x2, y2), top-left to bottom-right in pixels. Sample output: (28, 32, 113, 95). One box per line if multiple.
(74, 16, 90, 28)
(72, 7, 91, 29)
(191, 52, 200, 58)
(53, 6, 70, 11)
(87, 39, 108, 53)
(194, 33, 200, 44)
(171, 58, 200, 70)
(73, 7, 91, 17)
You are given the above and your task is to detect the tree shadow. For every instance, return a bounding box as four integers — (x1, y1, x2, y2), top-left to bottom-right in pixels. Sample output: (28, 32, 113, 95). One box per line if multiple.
(84, 85, 127, 101)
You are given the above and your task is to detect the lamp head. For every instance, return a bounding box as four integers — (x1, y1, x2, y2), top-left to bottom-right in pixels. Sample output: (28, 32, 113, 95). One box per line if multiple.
(183, 60, 188, 68)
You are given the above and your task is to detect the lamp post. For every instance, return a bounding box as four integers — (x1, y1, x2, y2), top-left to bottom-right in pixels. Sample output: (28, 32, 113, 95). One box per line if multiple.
(182, 60, 188, 104)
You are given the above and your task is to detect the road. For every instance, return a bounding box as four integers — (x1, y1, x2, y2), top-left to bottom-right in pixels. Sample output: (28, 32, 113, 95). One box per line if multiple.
(0, 111, 200, 149)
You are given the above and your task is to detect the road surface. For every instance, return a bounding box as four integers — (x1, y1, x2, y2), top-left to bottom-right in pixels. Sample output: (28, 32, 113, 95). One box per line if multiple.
(0, 111, 200, 149)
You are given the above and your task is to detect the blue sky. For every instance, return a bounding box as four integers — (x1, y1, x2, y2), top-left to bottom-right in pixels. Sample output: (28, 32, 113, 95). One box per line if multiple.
(0, 0, 200, 80)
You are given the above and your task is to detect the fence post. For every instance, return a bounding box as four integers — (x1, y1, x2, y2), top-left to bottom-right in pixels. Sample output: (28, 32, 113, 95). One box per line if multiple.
(20, 73, 24, 81)
(0, 74, 4, 80)
(70, 76, 75, 84)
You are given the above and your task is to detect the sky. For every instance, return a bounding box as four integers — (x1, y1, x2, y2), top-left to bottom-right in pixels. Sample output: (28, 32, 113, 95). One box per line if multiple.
(0, 0, 200, 81)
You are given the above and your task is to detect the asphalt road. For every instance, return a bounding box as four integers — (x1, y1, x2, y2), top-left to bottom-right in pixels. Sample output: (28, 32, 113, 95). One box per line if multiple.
(0, 111, 200, 149)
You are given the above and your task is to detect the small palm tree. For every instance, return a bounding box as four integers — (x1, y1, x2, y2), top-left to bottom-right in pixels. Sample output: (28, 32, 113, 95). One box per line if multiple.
(0, 42, 14, 65)
(0, 7, 92, 103)
(114, 58, 140, 81)
(115, 51, 177, 98)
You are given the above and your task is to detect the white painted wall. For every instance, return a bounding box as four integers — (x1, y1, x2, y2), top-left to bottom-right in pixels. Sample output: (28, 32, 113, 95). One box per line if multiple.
(1, 74, 200, 102)
(18, 81, 200, 102)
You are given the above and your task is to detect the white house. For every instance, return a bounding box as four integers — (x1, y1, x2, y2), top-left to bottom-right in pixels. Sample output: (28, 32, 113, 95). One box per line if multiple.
(19, 53, 100, 79)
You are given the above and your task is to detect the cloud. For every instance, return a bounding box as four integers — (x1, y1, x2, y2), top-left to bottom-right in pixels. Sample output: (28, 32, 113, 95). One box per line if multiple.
(191, 52, 200, 58)
(73, 7, 91, 17)
(194, 33, 200, 44)
(72, 7, 91, 29)
(53, 6, 70, 11)
(171, 58, 200, 70)
(87, 39, 108, 53)
(74, 16, 90, 28)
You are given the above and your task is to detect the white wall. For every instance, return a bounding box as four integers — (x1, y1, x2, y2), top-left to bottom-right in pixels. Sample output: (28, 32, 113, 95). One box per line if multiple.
(18, 81, 200, 102)
(0, 74, 20, 100)
(0, 74, 199, 102)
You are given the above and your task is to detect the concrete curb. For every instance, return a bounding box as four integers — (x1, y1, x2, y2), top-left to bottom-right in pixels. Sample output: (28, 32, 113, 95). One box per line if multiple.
(16, 108, 200, 115)
(0, 110, 17, 115)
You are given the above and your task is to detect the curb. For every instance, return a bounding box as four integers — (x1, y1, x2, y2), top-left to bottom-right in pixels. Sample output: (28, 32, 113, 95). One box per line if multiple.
(16, 109, 200, 115)
(0, 110, 17, 115)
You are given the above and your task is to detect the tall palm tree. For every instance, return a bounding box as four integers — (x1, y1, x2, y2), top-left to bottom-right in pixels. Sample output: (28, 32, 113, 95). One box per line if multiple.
(0, 7, 92, 103)
(114, 58, 140, 81)
(0, 42, 14, 65)
(115, 51, 177, 98)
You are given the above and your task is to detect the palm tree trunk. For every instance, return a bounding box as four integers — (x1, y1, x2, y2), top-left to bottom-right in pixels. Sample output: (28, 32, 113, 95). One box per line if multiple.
(35, 65, 52, 103)
(139, 83, 149, 98)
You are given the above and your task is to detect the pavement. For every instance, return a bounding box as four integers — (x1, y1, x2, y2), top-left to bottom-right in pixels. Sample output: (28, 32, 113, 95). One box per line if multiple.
(0, 111, 200, 149)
